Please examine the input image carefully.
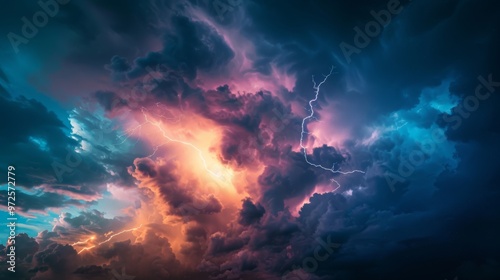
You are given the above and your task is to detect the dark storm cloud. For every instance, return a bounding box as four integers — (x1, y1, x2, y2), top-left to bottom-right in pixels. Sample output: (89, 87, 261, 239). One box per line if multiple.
(342, 0, 499, 120)
(96, 9, 238, 112)
(238, 198, 265, 226)
(0, 230, 211, 280)
(258, 150, 322, 213)
(0, 92, 112, 210)
(180, 224, 208, 263)
(126, 14, 235, 80)
(0, 234, 39, 280)
(0, 212, 136, 279)
(32, 243, 79, 278)
(241, 0, 499, 144)
(48, 0, 160, 66)
(309, 145, 347, 169)
(0, 92, 73, 154)
(52, 210, 131, 238)
(1, 241, 82, 280)
(277, 118, 499, 279)
(440, 80, 500, 142)
(250, 145, 352, 213)
(128, 157, 223, 217)
(206, 232, 247, 257)
(193, 1, 499, 277)
(105, 55, 131, 72)
(73, 265, 110, 280)
(95, 230, 198, 280)
(0, 81, 144, 214)
(1, 233, 39, 262)
(93, 90, 127, 111)
(0, 191, 89, 213)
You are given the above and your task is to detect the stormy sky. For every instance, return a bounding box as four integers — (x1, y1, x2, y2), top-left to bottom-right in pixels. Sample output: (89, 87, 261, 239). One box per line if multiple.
(0, 0, 499, 279)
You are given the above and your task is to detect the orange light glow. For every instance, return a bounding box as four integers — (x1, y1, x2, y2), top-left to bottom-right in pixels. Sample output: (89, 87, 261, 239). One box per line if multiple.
(78, 224, 143, 254)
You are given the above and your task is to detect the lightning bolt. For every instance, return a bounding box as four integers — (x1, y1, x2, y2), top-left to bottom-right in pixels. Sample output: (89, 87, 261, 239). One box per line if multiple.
(70, 236, 95, 246)
(118, 121, 148, 144)
(147, 142, 168, 157)
(299, 66, 364, 189)
(117, 103, 183, 146)
(78, 224, 143, 254)
(138, 107, 230, 181)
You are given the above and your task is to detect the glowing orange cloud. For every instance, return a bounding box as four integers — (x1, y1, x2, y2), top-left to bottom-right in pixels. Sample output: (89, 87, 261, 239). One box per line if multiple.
(139, 107, 232, 180)
(119, 105, 255, 262)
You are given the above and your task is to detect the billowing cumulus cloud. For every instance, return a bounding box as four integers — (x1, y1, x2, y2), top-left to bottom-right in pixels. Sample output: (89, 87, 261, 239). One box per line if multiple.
(1, 0, 499, 279)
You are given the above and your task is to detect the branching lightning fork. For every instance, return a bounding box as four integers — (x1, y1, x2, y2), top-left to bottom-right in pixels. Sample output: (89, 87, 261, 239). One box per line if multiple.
(299, 66, 364, 189)
(71, 236, 95, 246)
(139, 107, 229, 181)
(77, 224, 143, 254)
